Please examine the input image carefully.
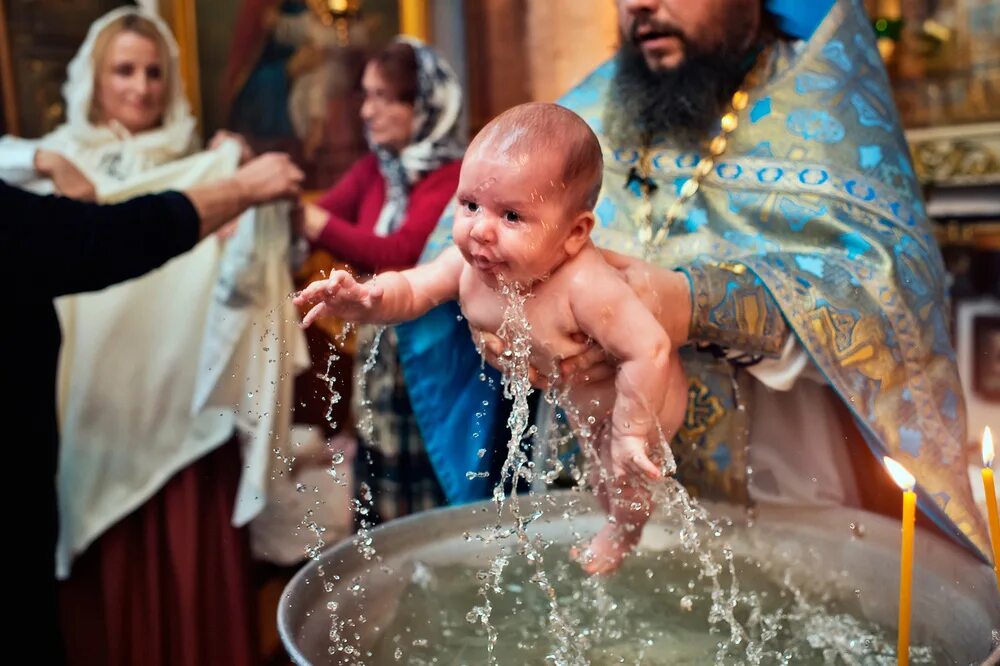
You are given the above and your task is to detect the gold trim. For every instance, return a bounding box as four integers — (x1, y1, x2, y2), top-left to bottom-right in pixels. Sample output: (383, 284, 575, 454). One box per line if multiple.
(907, 122, 1000, 186)
(0, 0, 19, 135)
(677, 377, 725, 444)
(936, 222, 1000, 250)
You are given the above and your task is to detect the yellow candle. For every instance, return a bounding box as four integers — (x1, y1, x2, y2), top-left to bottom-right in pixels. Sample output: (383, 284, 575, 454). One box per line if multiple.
(885, 456, 916, 666)
(981, 426, 1000, 594)
(398, 0, 429, 40)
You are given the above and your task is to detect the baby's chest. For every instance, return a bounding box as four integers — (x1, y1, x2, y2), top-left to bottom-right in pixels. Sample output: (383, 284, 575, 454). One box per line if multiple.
(458, 274, 586, 368)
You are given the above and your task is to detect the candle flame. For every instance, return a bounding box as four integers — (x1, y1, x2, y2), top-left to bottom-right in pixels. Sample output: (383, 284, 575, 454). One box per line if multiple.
(984, 426, 994, 468)
(884, 456, 915, 492)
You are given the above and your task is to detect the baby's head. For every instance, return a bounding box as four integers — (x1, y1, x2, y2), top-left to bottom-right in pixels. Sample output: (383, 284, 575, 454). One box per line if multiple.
(453, 102, 603, 286)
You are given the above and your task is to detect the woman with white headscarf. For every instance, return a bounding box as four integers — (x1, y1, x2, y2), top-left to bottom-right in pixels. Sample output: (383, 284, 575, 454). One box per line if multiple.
(297, 37, 464, 522)
(0, 7, 306, 664)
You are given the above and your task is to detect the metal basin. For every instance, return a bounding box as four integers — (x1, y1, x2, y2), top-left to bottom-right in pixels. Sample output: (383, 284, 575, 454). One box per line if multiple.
(279, 492, 1000, 664)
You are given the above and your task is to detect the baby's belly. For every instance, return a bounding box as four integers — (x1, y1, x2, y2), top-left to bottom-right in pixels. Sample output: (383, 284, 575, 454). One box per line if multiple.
(463, 313, 589, 376)
(526, 334, 588, 376)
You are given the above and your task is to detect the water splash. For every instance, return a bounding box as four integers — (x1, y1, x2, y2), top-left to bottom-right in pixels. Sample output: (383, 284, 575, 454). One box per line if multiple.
(301, 280, 944, 666)
(469, 279, 589, 665)
(353, 325, 385, 446)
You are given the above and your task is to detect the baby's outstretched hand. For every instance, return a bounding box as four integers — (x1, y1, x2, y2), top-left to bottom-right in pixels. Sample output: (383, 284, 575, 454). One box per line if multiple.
(293, 271, 384, 327)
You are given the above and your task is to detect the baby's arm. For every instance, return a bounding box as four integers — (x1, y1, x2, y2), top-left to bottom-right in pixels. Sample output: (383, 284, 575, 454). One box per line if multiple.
(295, 246, 464, 326)
(569, 256, 671, 480)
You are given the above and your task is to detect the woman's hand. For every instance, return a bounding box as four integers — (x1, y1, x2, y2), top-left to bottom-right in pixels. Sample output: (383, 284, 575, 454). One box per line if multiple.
(233, 152, 304, 205)
(208, 130, 255, 165)
(34, 149, 96, 201)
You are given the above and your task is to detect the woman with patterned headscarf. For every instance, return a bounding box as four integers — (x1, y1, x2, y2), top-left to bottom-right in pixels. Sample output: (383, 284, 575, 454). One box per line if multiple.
(298, 37, 465, 523)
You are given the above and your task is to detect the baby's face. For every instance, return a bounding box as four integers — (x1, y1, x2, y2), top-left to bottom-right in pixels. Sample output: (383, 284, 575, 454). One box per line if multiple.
(453, 144, 577, 287)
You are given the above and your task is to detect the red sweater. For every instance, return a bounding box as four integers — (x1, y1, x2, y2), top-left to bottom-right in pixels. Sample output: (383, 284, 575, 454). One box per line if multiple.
(312, 154, 462, 273)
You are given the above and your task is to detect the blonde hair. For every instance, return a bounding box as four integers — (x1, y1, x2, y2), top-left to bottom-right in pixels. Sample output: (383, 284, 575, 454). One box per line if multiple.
(88, 13, 172, 125)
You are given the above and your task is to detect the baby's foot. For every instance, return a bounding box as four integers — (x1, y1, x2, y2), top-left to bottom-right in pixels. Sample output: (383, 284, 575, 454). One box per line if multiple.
(573, 522, 641, 575)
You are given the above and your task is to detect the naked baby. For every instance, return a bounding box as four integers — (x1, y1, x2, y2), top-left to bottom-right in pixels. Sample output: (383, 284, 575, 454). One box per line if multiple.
(295, 102, 687, 573)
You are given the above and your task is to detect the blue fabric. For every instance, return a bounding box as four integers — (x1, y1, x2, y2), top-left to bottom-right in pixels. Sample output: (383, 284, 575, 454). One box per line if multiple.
(766, 0, 836, 40)
(853, 418, 984, 561)
(396, 302, 499, 504)
(231, 52, 294, 138)
(229, 1, 306, 138)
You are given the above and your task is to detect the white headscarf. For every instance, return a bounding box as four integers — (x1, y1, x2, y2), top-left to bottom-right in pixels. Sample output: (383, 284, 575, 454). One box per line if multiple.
(40, 5, 197, 179)
(371, 36, 465, 236)
(46, 7, 311, 578)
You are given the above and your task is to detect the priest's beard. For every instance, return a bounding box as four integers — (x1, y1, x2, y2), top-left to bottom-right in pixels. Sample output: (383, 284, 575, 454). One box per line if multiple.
(605, 31, 761, 147)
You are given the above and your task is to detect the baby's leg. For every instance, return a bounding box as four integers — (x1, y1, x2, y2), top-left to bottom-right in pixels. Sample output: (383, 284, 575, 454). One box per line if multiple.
(578, 431, 654, 575)
(658, 349, 688, 440)
(578, 351, 686, 574)
(654, 349, 688, 475)
(572, 355, 687, 575)
(566, 383, 614, 513)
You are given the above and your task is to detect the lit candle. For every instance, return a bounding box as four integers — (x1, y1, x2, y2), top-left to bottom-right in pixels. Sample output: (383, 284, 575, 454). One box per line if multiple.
(981, 426, 1000, 594)
(885, 456, 916, 666)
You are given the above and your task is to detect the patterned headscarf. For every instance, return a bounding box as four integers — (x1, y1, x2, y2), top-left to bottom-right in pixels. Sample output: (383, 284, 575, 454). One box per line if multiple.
(371, 36, 465, 237)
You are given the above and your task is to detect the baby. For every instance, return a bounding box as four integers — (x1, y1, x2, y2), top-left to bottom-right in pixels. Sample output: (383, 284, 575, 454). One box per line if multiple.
(295, 102, 687, 573)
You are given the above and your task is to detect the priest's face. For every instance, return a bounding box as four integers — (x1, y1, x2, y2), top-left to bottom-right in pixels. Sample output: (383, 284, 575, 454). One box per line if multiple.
(616, 0, 762, 73)
(607, 0, 763, 144)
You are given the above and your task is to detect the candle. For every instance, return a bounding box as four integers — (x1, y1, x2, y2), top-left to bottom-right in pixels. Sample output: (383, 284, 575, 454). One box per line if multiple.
(885, 456, 916, 666)
(981, 426, 1000, 594)
(399, 0, 429, 40)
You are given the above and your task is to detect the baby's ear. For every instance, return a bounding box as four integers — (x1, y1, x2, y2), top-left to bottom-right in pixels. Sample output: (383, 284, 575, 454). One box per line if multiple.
(564, 211, 594, 256)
